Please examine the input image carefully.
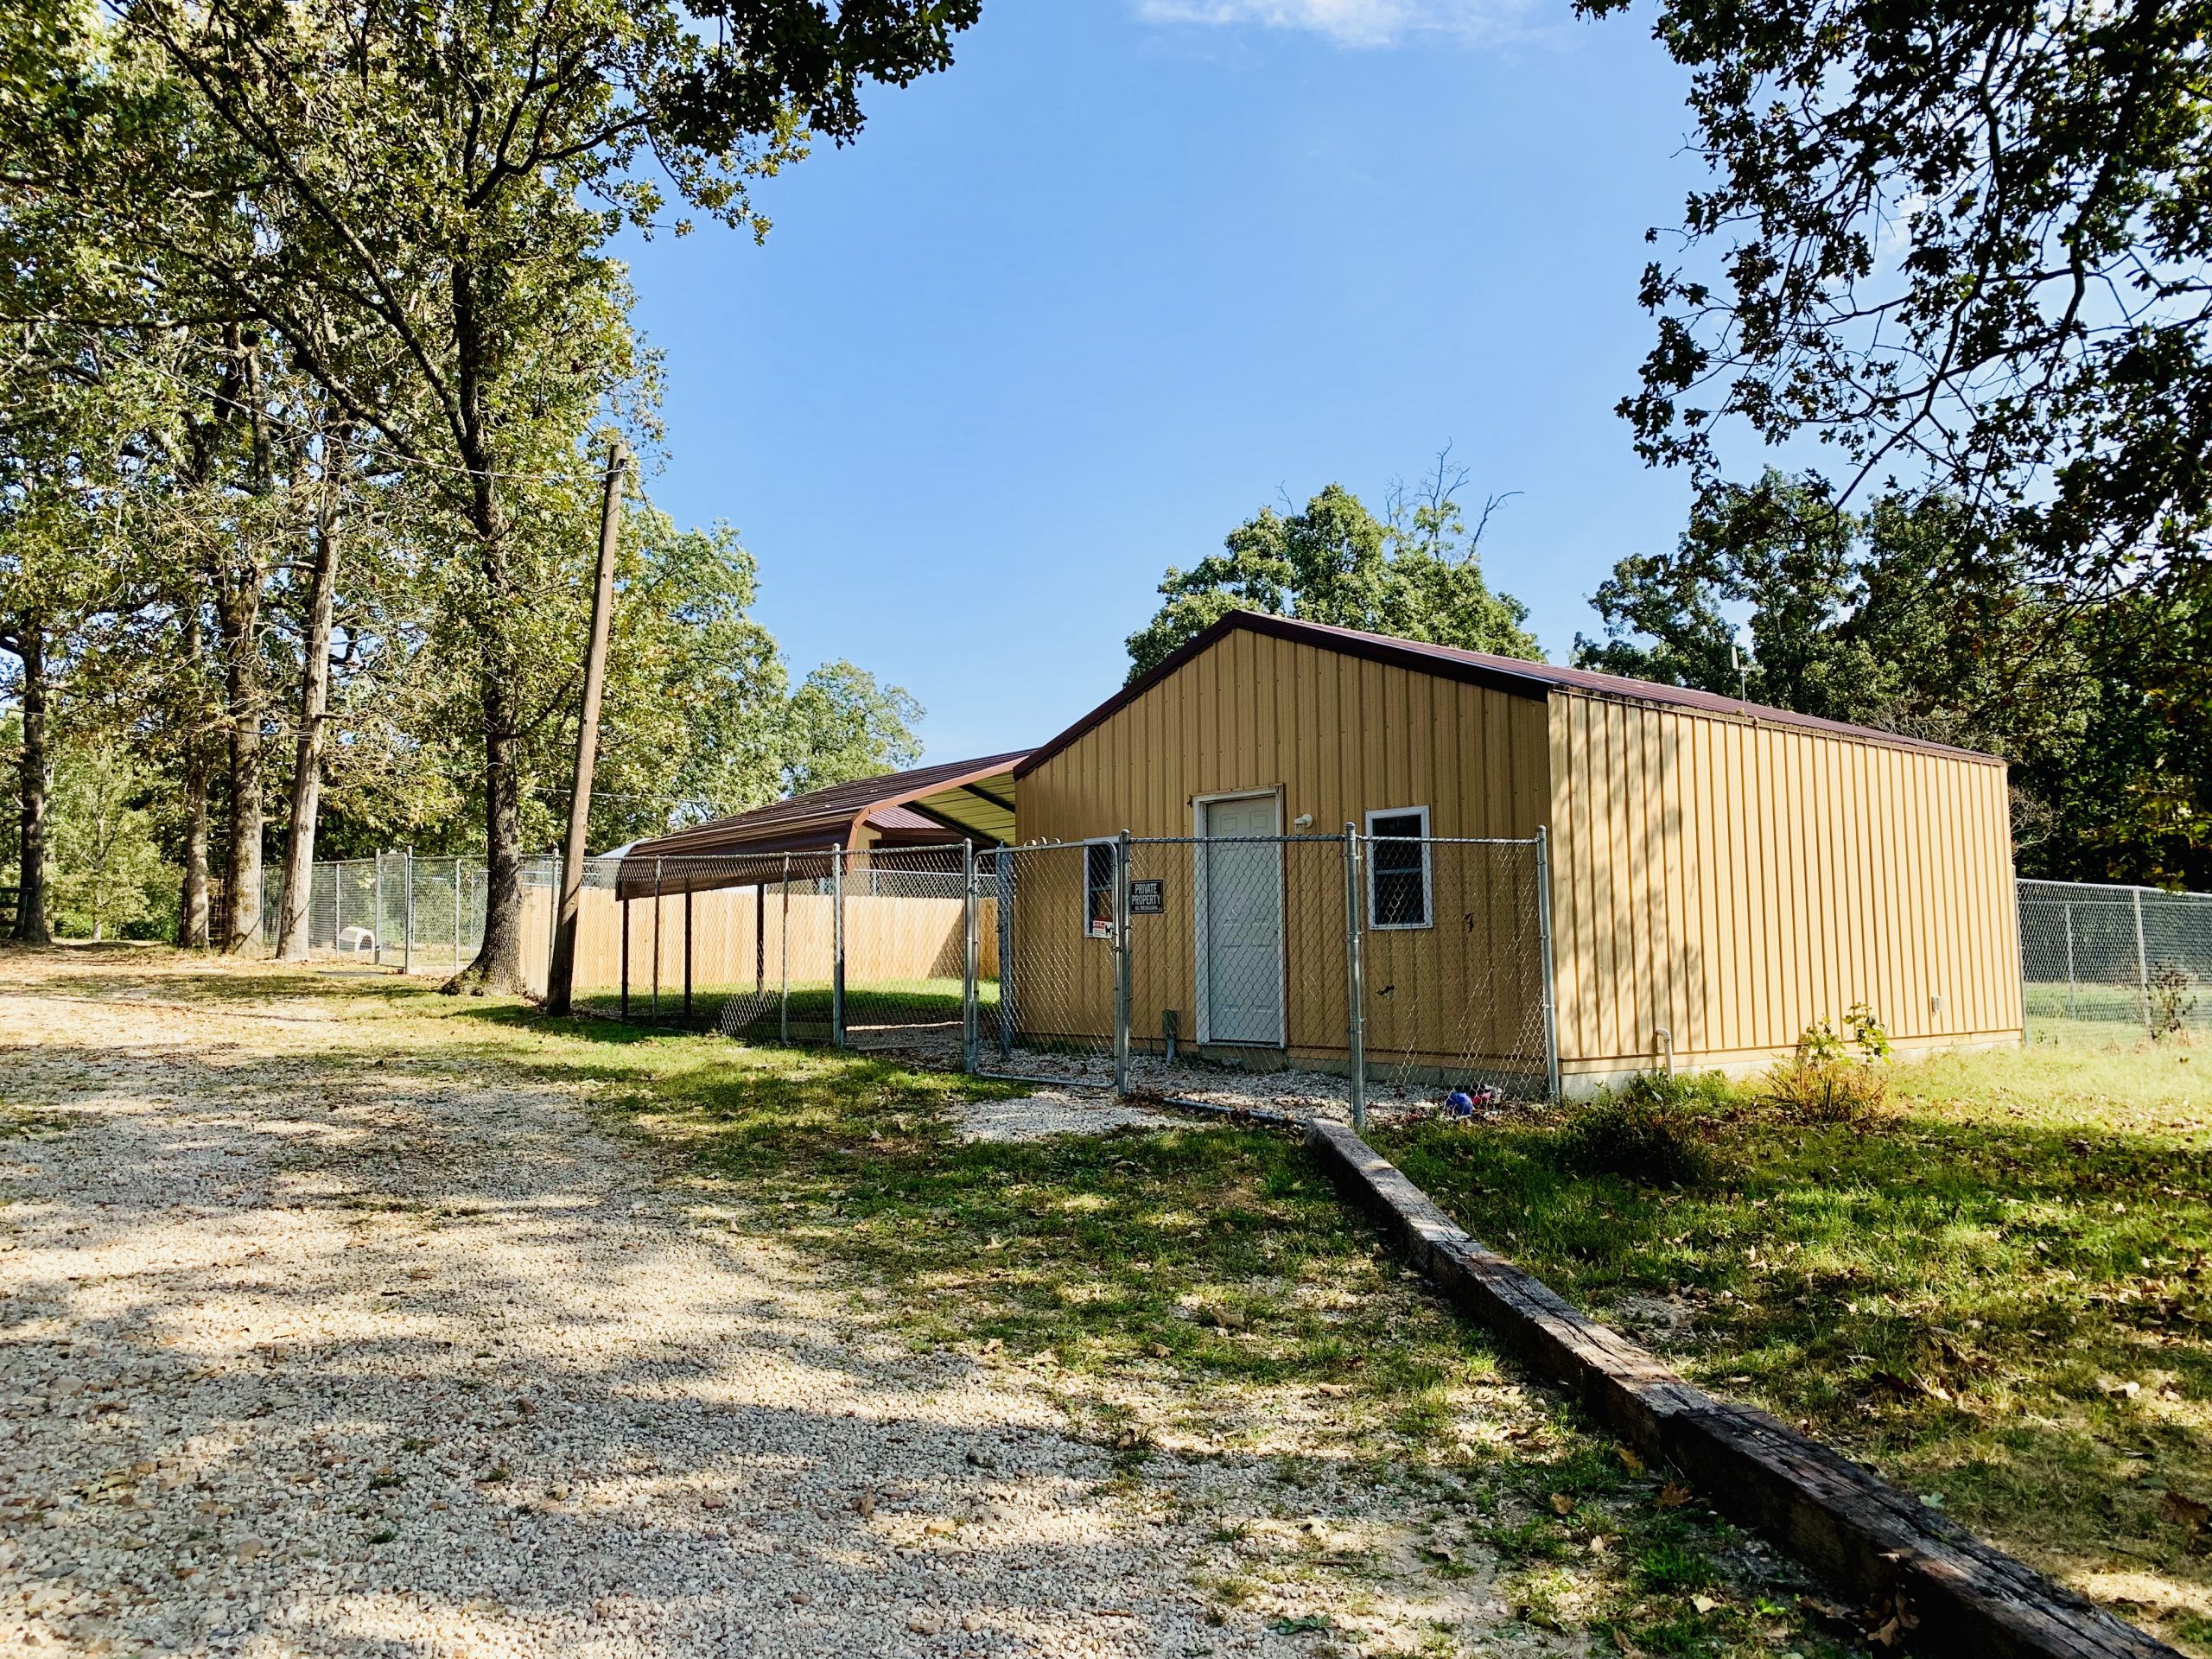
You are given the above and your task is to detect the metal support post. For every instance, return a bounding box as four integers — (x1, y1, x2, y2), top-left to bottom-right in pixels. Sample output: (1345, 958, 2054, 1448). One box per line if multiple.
(452, 859, 461, 971)
(403, 850, 416, 976)
(1535, 825, 1563, 1103)
(831, 849, 847, 1047)
(652, 859, 664, 1024)
(1112, 831, 1132, 1096)
(683, 886, 694, 1027)
(619, 896, 631, 1020)
(2064, 901, 2075, 1021)
(2133, 886, 2151, 1035)
(961, 841, 980, 1075)
(334, 863, 344, 953)
(372, 852, 385, 966)
(1342, 826, 1366, 1133)
(779, 854, 792, 1045)
(995, 848, 1016, 1058)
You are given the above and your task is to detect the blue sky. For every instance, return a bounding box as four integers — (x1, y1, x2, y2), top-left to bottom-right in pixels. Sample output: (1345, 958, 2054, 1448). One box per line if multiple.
(620, 0, 1711, 762)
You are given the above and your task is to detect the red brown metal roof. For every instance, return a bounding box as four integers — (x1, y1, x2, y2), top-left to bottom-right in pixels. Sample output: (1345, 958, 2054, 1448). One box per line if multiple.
(623, 750, 1030, 865)
(1014, 611, 2005, 778)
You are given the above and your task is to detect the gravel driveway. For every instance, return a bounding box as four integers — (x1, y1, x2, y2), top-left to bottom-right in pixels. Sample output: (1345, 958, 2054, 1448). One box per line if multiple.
(0, 954, 1382, 1658)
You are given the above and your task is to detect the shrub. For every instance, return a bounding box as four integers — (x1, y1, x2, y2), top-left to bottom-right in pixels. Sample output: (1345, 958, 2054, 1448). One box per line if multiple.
(2149, 963, 2199, 1040)
(1765, 1055, 1889, 1123)
(1764, 1002, 1891, 1123)
(1555, 1078, 1717, 1185)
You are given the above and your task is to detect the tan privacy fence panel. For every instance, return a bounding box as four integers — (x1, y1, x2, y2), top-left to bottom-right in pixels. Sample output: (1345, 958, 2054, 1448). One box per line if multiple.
(569, 887, 995, 995)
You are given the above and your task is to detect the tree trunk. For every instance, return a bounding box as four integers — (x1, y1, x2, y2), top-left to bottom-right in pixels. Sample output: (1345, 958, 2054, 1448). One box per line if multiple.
(219, 570, 264, 952)
(179, 607, 212, 948)
(276, 497, 340, 961)
(453, 253, 529, 994)
(11, 621, 50, 944)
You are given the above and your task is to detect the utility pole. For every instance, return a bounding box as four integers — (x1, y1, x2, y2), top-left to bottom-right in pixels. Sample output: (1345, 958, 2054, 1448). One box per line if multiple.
(546, 437, 627, 1014)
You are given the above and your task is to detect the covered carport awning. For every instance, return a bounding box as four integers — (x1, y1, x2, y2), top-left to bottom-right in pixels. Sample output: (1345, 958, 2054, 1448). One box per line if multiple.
(612, 751, 1026, 898)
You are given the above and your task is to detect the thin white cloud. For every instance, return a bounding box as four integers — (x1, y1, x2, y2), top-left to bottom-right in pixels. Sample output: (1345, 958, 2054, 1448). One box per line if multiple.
(1135, 0, 1541, 47)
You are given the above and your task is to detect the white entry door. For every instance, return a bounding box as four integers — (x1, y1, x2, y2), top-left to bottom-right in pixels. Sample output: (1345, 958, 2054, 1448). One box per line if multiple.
(1197, 793, 1284, 1046)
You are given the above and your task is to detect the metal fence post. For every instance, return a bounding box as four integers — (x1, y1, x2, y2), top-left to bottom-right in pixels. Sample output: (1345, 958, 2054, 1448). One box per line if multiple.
(1113, 830, 1132, 1096)
(452, 859, 461, 972)
(2064, 900, 2075, 1020)
(1342, 825, 1366, 1133)
(652, 858, 664, 1025)
(403, 851, 416, 976)
(334, 861, 345, 952)
(619, 894, 631, 1020)
(683, 884, 694, 1027)
(372, 853, 385, 965)
(831, 848, 847, 1048)
(961, 840, 980, 1074)
(2134, 886, 2151, 1034)
(779, 853, 792, 1045)
(1535, 825, 1563, 1104)
(995, 847, 1016, 1059)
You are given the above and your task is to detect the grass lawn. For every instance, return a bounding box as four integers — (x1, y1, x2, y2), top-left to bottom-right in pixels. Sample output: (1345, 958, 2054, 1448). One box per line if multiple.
(571, 976, 990, 1039)
(1376, 1032, 2212, 1655)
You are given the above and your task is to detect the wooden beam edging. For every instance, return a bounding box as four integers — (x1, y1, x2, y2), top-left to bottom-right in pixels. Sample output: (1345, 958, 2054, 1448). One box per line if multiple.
(1305, 1119, 2177, 1659)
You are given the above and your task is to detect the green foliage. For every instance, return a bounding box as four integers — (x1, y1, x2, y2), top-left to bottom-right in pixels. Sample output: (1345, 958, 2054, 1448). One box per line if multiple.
(779, 661, 923, 798)
(0, 0, 978, 976)
(1126, 454, 1541, 679)
(46, 741, 174, 940)
(1580, 0, 2212, 887)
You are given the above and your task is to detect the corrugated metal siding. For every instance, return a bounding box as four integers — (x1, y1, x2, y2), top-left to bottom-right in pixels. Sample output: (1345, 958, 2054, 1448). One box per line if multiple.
(1546, 693, 2021, 1075)
(1016, 632, 1551, 1063)
(1020, 630, 1551, 842)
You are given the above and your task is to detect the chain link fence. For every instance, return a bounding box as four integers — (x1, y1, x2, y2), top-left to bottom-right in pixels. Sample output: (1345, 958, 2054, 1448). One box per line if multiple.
(977, 830, 1557, 1122)
(263, 853, 561, 991)
(591, 845, 983, 1051)
(265, 831, 1560, 1123)
(2018, 878, 2211, 1039)
(259, 848, 2208, 1117)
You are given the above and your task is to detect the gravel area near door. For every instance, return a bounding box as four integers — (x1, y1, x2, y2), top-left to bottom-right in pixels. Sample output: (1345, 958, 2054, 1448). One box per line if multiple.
(0, 951, 1543, 1659)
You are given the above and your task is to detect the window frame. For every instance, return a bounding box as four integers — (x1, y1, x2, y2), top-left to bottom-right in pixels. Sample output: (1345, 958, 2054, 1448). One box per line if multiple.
(1082, 837, 1119, 940)
(1364, 805, 1433, 931)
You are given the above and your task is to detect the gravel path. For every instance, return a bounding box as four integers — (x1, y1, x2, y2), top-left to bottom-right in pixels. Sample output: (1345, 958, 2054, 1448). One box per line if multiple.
(0, 957, 1412, 1659)
(951, 1090, 1188, 1142)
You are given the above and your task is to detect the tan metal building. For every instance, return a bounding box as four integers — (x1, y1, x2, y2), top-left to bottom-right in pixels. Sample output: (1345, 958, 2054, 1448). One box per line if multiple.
(1014, 610, 2021, 1093)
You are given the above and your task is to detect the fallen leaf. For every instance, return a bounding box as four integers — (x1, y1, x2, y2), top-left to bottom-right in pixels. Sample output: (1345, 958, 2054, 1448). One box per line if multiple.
(1616, 1445, 1645, 1475)
(2162, 1491, 2209, 1535)
(1691, 1593, 1718, 1614)
(1655, 1480, 1694, 1510)
(1550, 1492, 1575, 1516)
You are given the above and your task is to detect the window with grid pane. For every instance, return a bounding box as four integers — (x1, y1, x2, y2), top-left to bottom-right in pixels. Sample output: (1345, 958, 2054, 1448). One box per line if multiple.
(1366, 808, 1431, 929)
